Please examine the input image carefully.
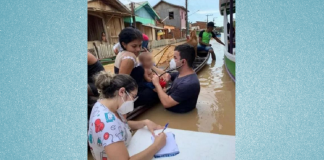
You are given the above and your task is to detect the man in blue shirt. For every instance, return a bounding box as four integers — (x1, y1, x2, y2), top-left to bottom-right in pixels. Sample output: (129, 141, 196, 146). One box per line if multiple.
(152, 44, 200, 113)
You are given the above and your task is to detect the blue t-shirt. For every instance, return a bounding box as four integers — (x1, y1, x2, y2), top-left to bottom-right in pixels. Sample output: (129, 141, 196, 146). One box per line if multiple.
(167, 72, 200, 113)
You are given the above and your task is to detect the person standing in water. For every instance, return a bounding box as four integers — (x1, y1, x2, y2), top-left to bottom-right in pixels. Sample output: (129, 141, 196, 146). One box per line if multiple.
(197, 22, 225, 60)
(88, 71, 166, 160)
(151, 44, 200, 113)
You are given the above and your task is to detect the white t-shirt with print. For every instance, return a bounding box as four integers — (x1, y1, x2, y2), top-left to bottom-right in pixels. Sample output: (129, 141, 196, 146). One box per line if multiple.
(88, 101, 132, 160)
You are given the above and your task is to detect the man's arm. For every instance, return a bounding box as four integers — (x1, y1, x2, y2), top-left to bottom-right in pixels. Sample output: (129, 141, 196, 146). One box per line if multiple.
(154, 82, 179, 108)
(214, 37, 225, 45)
(211, 32, 225, 46)
(152, 75, 179, 108)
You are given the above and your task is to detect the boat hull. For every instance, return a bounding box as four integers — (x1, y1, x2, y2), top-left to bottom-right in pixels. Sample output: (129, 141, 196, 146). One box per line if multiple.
(224, 51, 235, 83)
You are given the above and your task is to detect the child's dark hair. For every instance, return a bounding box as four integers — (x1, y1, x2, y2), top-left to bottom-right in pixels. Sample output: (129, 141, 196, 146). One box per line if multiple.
(174, 44, 196, 68)
(94, 71, 138, 99)
(119, 27, 143, 50)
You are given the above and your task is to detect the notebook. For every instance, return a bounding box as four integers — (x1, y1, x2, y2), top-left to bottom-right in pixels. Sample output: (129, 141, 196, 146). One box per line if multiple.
(151, 132, 180, 158)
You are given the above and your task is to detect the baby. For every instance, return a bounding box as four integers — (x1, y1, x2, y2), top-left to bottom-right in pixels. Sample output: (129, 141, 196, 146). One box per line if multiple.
(139, 52, 159, 90)
(139, 52, 168, 92)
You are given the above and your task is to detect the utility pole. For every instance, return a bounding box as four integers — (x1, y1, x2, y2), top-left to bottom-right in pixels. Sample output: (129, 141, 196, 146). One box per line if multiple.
(206, 14, 213, 24)
(213, 17, 217, 24)
(131, 2, 136, 28)
(186, 0, 188, 36)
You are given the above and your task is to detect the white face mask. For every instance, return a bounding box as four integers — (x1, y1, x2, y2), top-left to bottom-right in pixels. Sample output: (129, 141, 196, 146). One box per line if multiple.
(169, 58, 183, 70)
(117, 91, 136, 115)
(169, 59, 176, 69)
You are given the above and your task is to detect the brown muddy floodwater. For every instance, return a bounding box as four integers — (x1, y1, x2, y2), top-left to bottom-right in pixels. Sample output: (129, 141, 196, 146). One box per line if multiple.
(134, 39, 235, 136)
(89, 37, 235, 159)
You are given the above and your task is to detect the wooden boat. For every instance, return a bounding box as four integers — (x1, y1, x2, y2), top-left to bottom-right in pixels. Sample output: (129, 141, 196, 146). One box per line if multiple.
(99, 56, 116, 65)
(220, 0, 236, 83)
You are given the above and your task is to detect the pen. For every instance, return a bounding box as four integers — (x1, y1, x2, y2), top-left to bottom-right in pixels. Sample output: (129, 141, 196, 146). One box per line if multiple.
(161, 123, 169, 133)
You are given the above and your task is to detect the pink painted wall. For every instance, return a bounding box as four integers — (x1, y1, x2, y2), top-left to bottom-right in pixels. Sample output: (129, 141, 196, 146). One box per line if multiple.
(179, 8, 186, 29)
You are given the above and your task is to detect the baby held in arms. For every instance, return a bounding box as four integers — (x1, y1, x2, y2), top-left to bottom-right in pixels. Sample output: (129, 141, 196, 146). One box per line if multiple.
(139, 52, 166, 91)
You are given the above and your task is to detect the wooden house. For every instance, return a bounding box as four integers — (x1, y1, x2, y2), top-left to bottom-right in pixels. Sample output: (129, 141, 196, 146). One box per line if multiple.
(153, 0, 188, 38)
(124, 1, 164, 41)
(87, 0, 131, 59)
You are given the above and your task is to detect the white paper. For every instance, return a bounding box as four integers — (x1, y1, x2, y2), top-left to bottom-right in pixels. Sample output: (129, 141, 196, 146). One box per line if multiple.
(151, 132, 179, 156)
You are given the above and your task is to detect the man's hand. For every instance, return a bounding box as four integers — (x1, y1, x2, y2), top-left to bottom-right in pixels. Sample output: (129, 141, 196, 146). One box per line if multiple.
(152, 74, 160, 86)
(161, 73, 171, 82)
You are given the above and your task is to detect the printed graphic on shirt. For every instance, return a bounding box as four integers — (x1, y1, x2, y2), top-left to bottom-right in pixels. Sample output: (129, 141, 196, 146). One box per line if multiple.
(91, 107, 100, 119)
(115, 126, 124, 141)
(89, 134, 93, 144)
(100, 151, 108, 160)
(97, 137, 102, 147)
(88, 129, 94, 144)
(95, 119, 105, 133)
(105, 112, 115, 123)
(103, 132, 109, 140)
(104, 133, 114, 147)
(110, 125, 116, 130)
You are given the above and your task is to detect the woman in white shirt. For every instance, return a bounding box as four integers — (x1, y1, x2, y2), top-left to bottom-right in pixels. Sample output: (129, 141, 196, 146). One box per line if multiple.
(88, 71, 166, 160)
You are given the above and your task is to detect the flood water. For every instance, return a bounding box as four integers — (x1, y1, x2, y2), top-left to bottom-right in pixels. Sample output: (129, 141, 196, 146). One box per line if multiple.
(134, 33, 235, 136)
(89, 34, 235, 159)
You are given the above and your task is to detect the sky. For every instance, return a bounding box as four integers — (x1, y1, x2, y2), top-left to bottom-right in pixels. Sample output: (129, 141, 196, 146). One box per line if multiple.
(119, 0, 236, 27)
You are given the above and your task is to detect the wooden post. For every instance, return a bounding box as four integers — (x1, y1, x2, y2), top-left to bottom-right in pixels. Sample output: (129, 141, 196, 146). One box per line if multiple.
(131, 2, 136, 28)
(186, 0, 188, 36)
(229, 0, 233, 54)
